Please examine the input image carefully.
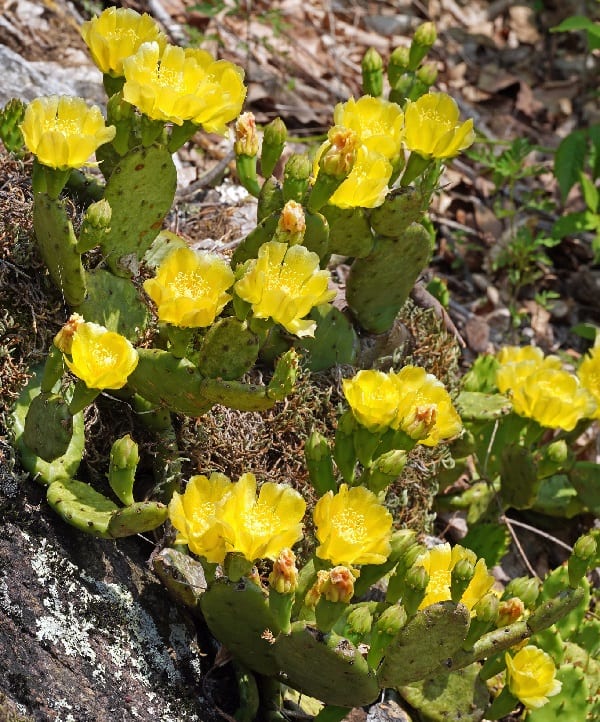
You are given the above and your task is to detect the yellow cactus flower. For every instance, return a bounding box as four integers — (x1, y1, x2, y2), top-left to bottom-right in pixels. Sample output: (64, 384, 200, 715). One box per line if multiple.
(327, 145, 392, 208)
(342, 369, 399, 432)
(496, 345, 562, 369)
(577, 344, 600, 418)
(122, 42, 246, 131)
(20, 96, 116, 170)
(505, 645, 562, 709)
(80, 6, 167, 77)
(497, 363, 596, 431)
(218, 473, 306, 562)
(313, 484, 393, 566)
(391, 366, 463, 446)
(168, 473, 234, 563)
(143, 246, 234, 328)
(415, 543, 495, 611)
(64, 322, 138, 390)
(403, 92, 475, 159)
(54, 313, 85, 354)
(234, 241, 335, 337)
(333, 95, 404, 161)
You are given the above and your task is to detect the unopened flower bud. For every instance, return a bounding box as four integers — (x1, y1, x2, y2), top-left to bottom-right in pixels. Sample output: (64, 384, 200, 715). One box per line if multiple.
(497, 597, 525, 627)
(451, 557, 475, 603)
(388, 46, 410, 86)
(416, 61, 438, 87)
(504, 577, 540, 609)
(346, 604, 373, 635)
(261, 116, 287, 178)
(322, 565, 356, 604)
(54, 313, 85, 354)
(376, 603, 407, 636)
(275, 199, 306, 244)
(474, 592, 500, 624)
(413, 22, 437, 50)
(268, 548, 298, 594)
(234, 111, 259, 157)
(573, 533, 597, 560)
(403, 564, 429, 615)
(110, 433, 139, 471)
(305, 569, 328, 609)
(304, 430, 336, 496)
(569, 533, 598, 586)
(283, 153, 311, 202)
(362, 47, 383, 97)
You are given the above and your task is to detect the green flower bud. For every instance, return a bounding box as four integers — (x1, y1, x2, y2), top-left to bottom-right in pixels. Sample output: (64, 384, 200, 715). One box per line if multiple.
(475, 592, 500, 624)
(108, 434, 139, 506)
(362, 47, 384, 97)
(573, 533, 597, 560)
(388, 46, 410, 87)
(283, 153, 311, 202)
(416, 61, 438, 87)
(305, 430, 337, 495)
(408, 22, 437, 71)
(568, 534, 598, 587)
(346, 604, 374, 636)
(403, 564, 429, 616)
(261, 116, 287, 178)
(504, 576, 540, 609)
(368, 603, 408, 668)
(451, 557, 475, 603)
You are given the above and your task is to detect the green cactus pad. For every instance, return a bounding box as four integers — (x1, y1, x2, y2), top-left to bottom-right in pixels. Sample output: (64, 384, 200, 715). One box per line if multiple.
(568, 461, 600, 514)
(321, 205, 374, 257)
(46, 478, 119, 538)
(152, 548, 207, 610)
(399, 663, 488, 722)
(346, 224, 431, 334)
(0, 97, 26, 153)
(297, 304, 358, 371)
(101, 144, 177, 276)
(377, 601, 470, 688)
(11, 368, 85, 485)
(107, 500, 168, 537)
(526, 664, 590, 722)
(303, 211, 330, 261)
(77, 268, 150, 342)
(455, 392, 512, 421)
(22, 391, 73, 463)
(274, 622, 379, 708)
(200, 578, 281, 675)
(369, 187, 427, 238)
(196, 317, 260, 380)
(32, 193, 87, 306)
(500, 443, 540, 509)
(126, 349, 214, 416)
(231, 212, 280, 267)
(257, 178, 284, 223)
(533, 475, 585, 518)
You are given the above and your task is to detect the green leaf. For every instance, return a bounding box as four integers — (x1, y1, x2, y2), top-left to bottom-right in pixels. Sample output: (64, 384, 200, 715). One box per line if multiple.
(580, 171, 599, 211)
(554, 131, 587, 201)
(552, 210, 598, 238)
(551, 15, 600, 39)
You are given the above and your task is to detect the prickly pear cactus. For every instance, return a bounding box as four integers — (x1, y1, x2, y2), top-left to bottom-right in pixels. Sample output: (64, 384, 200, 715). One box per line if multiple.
(0, 98, 25, 153)
(22, 392, 73, 463)
(196, 317, 260, 380)
(346, 223, 432, 334)
(399, 663, 488, 722)
(274, 622, 380, 707)
(297, 304, 359, 371)
(101, 144, 177, 276)
(321, 205, 374, 258)
(200, 578, 281, 676)
(377, 601, 470, 688)
(32, 193, 87, 306)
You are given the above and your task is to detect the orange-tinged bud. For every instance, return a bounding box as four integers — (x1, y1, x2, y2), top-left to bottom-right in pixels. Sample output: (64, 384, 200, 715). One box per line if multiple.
(268, 548, 299, 594)
(234, 111, 259, 157)
(497, 597, 525, 627)
(321, 565, 356, 604)
(54, 313, 85, 354)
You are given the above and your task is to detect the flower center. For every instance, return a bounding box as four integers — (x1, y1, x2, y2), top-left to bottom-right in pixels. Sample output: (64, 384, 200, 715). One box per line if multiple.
(191, 502, 216, 531)
(333, 509, 367, 544)
(92, 341, 117, 368)
(171, 271, 209, 298)
(427, 568, 451, 600)
(245, 503, 278, 537)
(157, 64, 184, 91)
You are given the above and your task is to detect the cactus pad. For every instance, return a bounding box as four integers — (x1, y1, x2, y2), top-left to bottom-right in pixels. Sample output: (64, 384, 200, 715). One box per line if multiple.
(107, 500, 168, 537)
(32, 193, 87, 306)
(369, 187, 427, 238)
(455, 392, 513, 421)
(11, 369, 85, 485)
(377, 601, 470, 688)
(101, 144, 177, 276)
(78, 269, 150, 342)
(346, 223, 431, 334)
(22, 391, 73, 463)
(399, 663, 487, 722)
(196, 317, 260, 380)
(46, 478, 119, 538)
(274, 622, 379, 708)
(297, 304, 358, 371)
(200, 578, 281, 675)
(321, 205, 374, 257)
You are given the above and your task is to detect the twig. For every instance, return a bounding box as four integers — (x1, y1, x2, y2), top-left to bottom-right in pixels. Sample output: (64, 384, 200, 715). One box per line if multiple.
(502, 515, 539, 579)
(501, 515, 573, 553)
(176, 150, 236, 201)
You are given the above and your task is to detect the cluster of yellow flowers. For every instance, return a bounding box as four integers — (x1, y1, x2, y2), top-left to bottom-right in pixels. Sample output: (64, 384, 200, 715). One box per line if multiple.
(496, 345, 598, 430)
(342, 366, 463, 445)
(169, 473, 393, 567)
(314, 92, 474, 208)
(19, 7, 246, 170)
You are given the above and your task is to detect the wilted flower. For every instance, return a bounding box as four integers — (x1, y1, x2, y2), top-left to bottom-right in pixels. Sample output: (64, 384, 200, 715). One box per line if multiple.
(327, 145, 392, 208)
(63, 322, 138, 390)
(268, 548, 299, 594)
(333, 95, 404, 161)
(577, 344, 600, 418)
(342, 369, 399, 432)
(234, 241, 335, 337)
(403, 92, 474, 159)
(313, 484, 393, 566)
(54, 313, 85, 354)
(80, 6, 167, 77)
(321, 566, 356, 603)
(391, 366, 463, 446)
(168, 473, 234, 563)
(234, 111, 259, 157)
(318, 126, 359, 178)
(218, 473, 306, 562)
(497, 363, 596, 431)
(505, 646, 562, 709)
(20, 96, 116, 170)
(122, 42, 246, 132)
(143, 247, 234, 328)
(415, 543, 495, 612)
